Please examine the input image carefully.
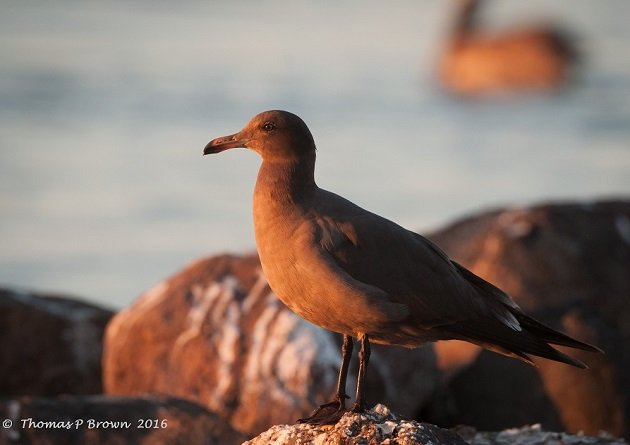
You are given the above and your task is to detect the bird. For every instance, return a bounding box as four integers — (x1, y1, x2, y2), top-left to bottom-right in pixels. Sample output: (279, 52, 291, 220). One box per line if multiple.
(438, 0, 579, 95)
(203, 110, 601, 424)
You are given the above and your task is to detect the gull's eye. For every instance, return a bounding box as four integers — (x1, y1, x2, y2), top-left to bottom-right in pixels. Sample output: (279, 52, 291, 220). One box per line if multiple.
(262, 122, 276, 132)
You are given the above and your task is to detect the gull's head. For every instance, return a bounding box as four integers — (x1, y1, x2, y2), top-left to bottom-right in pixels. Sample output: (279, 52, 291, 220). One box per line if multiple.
(203, 110, 315, 161)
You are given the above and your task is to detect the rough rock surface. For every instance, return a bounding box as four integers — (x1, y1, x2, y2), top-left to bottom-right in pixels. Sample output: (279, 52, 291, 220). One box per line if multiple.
(245, 405, 627, 445)
(0, 395, 245, 445)
(0, 287, 114, 396)
(424, 200, 630, 437)
(244, 404, 467, 445)
(458, 424, 627, 445)
(103, 255, 437, 436)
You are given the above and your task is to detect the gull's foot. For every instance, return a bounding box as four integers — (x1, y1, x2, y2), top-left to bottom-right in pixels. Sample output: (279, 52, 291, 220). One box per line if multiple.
(297, 400, 347, 425)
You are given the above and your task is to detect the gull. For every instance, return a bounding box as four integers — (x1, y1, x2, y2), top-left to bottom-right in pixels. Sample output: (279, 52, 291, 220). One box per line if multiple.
(203, 110, 601, 424)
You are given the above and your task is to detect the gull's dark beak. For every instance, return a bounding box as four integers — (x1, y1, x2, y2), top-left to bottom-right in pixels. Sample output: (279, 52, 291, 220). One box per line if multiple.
(203, 132, 249, 155)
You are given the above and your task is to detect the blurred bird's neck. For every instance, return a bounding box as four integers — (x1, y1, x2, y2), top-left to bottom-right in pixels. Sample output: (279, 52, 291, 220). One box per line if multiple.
(451, 0, 480, 43)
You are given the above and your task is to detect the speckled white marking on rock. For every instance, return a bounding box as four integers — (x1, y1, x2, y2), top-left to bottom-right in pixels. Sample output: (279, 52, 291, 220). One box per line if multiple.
(241, 269, 269, 314)
(244, 295, 281, 382)
(174, 282, 221, 350)
(212, 286, 242, 405)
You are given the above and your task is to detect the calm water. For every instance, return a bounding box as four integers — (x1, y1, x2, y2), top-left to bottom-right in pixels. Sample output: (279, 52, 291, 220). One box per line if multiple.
(1, 1, 629, 308)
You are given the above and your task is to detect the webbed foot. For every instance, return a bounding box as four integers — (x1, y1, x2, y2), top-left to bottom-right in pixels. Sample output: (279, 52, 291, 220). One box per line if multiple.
(297, 399, 348, 425)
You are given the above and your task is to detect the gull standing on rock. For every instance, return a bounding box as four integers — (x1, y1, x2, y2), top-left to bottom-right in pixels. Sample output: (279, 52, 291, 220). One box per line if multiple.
(203, 110, 601, 424)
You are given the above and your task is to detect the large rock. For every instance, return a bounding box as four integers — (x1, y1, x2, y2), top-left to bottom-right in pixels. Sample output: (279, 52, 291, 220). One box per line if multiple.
(0, 395, 245, 445)
(424, 200, 630, 437)
(103, 255, 437, 436)
(244, 404, 627, 445)
(0, 288, 114, 396)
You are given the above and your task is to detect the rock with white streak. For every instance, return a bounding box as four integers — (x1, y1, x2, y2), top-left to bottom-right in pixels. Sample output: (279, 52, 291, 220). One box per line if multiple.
(0, 287, 113, 396)
(103, 254, 437, 436)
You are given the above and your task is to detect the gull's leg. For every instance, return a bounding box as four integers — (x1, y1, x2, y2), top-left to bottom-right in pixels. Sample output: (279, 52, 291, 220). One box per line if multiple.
(351, 333, 370, 413)
(335, 334, 353, 406)
(297, 334, 353, 424)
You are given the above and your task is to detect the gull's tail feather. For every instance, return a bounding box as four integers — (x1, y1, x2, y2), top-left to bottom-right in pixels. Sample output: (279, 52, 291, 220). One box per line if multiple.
(445, 313, 600, 369)
(515, 313, 603, 353)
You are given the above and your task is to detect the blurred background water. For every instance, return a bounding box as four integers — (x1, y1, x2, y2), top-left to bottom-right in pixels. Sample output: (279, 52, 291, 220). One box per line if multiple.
(1, 0, 629, 309)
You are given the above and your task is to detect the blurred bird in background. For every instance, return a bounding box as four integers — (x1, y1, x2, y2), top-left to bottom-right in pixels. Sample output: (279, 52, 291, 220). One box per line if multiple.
(438, 0, 580, 96)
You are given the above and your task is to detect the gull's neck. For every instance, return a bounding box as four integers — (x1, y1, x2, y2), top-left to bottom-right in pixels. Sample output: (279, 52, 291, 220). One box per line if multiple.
(254, 153, 317, 209)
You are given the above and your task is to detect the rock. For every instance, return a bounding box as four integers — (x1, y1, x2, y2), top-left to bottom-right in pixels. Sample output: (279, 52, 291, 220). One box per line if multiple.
(0, 395, 245, 445)
(243, 404, 468, 445)
(0, 287, 114, 396)
(103, 254, 437, 437)
(424, 200, 630, 437)
(245, 405, 627, 445)
(457, 424, 627, 445)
